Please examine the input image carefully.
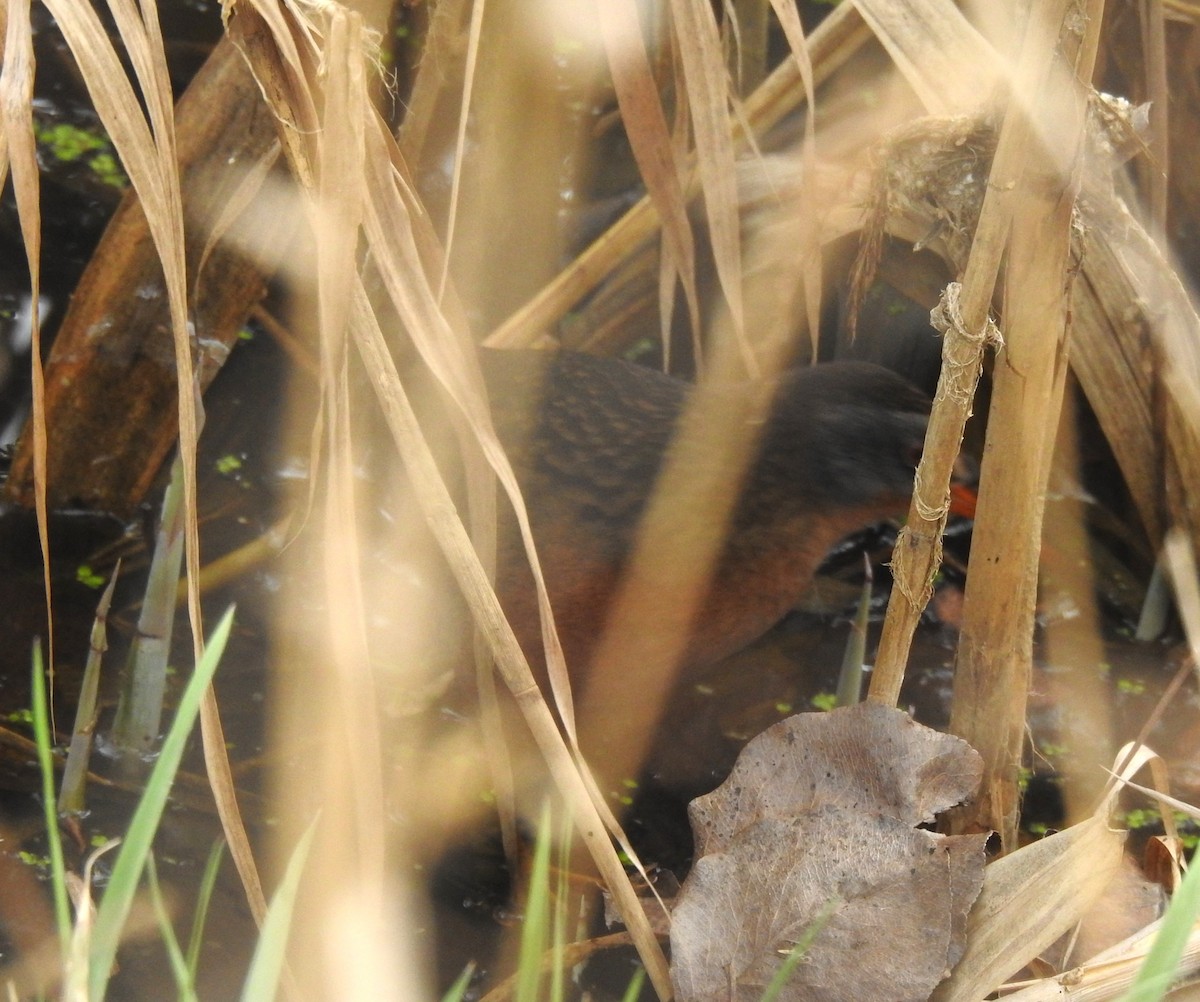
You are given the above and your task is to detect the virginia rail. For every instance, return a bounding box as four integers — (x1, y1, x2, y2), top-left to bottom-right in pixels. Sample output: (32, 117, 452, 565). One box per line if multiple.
(481, 348, 939, 677)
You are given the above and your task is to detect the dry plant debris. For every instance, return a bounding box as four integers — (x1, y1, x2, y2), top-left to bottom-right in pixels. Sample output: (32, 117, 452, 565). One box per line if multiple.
(670, 702, 986, 1002)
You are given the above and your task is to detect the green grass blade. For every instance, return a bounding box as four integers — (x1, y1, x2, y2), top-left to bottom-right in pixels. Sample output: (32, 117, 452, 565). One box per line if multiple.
(145, 854, 197, 1002)
(619, 965, 646, 1002)
(516, 802, 554, 1002)
(1118, 859, 1200, 1002)
(239, 818, 318, 1002)
(186, 838, 226, 980)
(759, 898, 838, 1002)
(550, 809, 572, 1002)
(88, 606, 235, 1000)
(31, 638, 72, 955)
(440, 962, 476, 1002)
(836, 557, 872, 707)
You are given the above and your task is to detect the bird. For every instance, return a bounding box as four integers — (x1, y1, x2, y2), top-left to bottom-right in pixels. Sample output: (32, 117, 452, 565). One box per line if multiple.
(479, 348, 952, 681)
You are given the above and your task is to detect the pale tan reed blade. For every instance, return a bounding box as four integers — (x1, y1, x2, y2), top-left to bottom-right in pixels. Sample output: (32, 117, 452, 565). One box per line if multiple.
(482, 0, 868, 352)
(227, 0, 674, 993)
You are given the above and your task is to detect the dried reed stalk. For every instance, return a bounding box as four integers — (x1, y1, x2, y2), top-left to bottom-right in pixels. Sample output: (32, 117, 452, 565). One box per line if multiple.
(841, 129, 1198, 724)
(482, 0, 868, 351)
(0, 0, 53, 732)
(599, 0, 704, 354)
(1040, 389, 1114, 824)
(997, 921, 1200, 1001)
(948, 0, 1104, 849)
(852, 0, 1001, 114)
(855, 1, 1102, 854)
(863, 2, 1024, 709)
(1071, 194, 1200, 559)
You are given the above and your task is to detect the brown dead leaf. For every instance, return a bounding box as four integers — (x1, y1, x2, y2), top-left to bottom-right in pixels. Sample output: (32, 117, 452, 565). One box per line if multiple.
(671, 703, 985, 1002)
(688, 701, 984, 856)
(1146, 836, 1186, 896)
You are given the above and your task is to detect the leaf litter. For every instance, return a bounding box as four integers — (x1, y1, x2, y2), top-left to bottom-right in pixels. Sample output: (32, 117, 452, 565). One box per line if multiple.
(670, 702, 987, 1002)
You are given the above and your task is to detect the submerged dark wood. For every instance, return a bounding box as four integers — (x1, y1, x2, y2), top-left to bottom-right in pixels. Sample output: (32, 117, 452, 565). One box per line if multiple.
(5, 38, 287, 515)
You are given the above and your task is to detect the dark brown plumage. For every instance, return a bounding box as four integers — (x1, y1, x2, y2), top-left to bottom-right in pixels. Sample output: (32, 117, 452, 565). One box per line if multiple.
(481, 348, 934, 676)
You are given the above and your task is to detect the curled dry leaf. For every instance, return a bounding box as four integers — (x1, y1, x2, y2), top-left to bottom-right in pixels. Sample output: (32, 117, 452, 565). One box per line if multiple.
(670, 702, 986, 1002)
